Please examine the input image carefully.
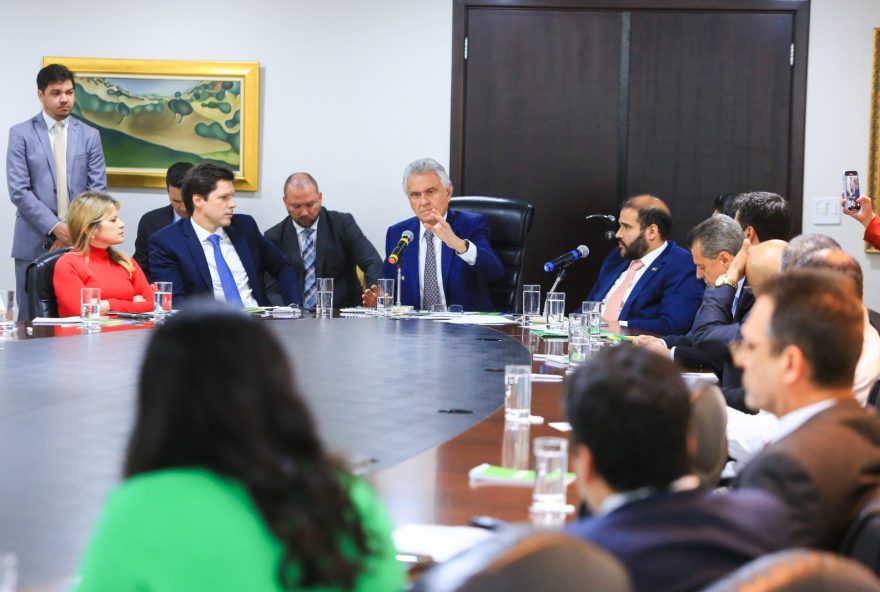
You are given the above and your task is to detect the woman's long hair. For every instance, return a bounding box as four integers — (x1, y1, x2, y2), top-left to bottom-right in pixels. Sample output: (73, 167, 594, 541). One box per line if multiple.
(124, 308, 371, 588)
(67, 191, 135, 276)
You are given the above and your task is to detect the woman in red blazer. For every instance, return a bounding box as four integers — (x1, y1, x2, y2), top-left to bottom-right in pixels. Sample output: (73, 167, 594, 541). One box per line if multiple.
(53, 191, 154, 317)
(842, 195, 880, 249)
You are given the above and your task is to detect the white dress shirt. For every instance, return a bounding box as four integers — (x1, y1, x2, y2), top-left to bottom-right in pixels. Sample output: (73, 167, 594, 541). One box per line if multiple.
(602, 241, 668, 327)
(42, 111, 69, 151)
(417, 214, 477, 307)
(191, 219, 258, 308)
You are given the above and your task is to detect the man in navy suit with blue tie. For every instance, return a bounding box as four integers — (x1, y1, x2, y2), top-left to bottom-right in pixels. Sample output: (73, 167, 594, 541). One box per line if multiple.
(363, 158, 503, 311)
(586, 195, 703, 335)
(6, 63, 107, 320)
(149, 163, 301, 307)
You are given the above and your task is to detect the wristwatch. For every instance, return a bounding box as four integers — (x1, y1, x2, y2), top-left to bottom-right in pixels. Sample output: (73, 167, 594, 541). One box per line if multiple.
(714, 273, 738, 289)
(457, 240, 470, 255)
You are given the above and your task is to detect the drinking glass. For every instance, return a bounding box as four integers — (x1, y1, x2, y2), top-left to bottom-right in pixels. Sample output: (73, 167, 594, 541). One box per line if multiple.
(532, 437, 569, 511)
(504, 364, 532, 423)
(545, 292, 566, 330)
(430, 304, 447, 314)
(316, 278, 334, 317)
(447, 304, 464, 315)
(0, 551, 15, 592)
(0, 290, 17, 331)
(151, 281, 173, 319)
(567, 312, 590, 366)
(80, 288, 102, 325)
(502, 421, 531, 470)
(521, 284, 541, 325)
(376, 278, 395, 315)
(582, 301, 603, 342)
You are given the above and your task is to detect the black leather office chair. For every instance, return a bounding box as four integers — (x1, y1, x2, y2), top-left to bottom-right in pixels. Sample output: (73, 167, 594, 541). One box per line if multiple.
(703, 549, 880, 591)
(841, 486, 880, 576)
(25, 248, 70, 320)
(411, 529, 633, 592)
(449, 197, 535, 313)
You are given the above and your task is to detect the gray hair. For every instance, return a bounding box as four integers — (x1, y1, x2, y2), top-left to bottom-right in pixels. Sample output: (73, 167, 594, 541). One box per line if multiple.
(686, 214, 744, 259)
(402, 158, 451, 194)
(781, 234, 842, 270)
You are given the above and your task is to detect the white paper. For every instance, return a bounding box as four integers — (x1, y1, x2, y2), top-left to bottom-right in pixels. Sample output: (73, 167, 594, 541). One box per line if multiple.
(393, 524, 495, 563)
(549, 421, 572, 432)
(440, 315, 517, 325)
(31, 316, 81, 325)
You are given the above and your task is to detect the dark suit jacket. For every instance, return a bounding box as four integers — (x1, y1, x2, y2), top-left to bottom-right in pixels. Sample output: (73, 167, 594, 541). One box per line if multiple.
(586, 241, 704, 335)
(263, 208, 382, 308)
(148, 214, 301, 306)
(735, 399, 880, 550)
(133, 205, 175, 281)
(567, 488, 790, 592)
(383, 209, 504, 312)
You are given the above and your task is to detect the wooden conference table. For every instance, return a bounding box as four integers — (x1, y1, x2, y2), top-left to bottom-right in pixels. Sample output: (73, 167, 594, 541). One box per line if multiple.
(0, 313, 626, 590)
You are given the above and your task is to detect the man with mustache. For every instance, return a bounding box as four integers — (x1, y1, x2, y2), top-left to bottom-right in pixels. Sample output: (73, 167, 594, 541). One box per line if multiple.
(585, 195, 704, 334)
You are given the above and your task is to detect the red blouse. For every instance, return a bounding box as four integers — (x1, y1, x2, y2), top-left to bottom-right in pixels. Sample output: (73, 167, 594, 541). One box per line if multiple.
(53, 248, 155, 317)
(865, 216, 880, 251)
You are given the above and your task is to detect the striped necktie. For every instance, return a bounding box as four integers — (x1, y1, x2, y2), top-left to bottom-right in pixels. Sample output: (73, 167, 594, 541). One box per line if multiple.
(302, 229, 317, 308)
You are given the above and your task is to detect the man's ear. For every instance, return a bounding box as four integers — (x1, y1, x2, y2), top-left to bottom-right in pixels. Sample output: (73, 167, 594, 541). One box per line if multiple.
(743, 226, 757, 243)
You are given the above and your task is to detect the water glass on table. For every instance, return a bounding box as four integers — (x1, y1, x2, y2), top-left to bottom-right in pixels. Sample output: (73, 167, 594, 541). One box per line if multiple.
(531, 436, 569, 511)
(581, 300, 603, 342)
(521, 284, 541, 325)
(80, 288, 102, 325)
(504, 364, 532, 423)
(567, 312, 590, 366)
(316, 278, 334, 317)
(376, 278, 395, 315)
(0, 290, 17, 332)
(0, 551, 16, 592)
(151, 281, 173, 320)
(502, 420, 531, 470)
(545, 292, 566, 330)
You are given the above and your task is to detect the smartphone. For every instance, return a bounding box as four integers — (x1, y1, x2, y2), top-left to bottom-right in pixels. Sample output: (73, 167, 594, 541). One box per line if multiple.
(843, 170, 861, 212)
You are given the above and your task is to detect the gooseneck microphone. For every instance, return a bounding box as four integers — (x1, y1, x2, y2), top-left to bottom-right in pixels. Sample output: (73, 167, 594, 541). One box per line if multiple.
(543, 245, 590, 272)
(387, 230, 415, 265)
(585, 214, 618, 240)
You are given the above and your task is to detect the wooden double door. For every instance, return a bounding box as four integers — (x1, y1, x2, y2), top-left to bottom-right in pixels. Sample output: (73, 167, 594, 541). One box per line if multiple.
(451, 0, 809, 305)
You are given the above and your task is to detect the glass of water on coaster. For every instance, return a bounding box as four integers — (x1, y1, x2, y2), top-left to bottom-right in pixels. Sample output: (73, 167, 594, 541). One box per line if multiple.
(521, 284, 541, 325)
(376, 278, 395, 315)
(504, 364, 532, 423)
(582, 300, 603, 343)
(151, 281, 173, 320)
(80, 287, 102, 326)
(531, 436, 569, 512)
(567, 312, 590, 366)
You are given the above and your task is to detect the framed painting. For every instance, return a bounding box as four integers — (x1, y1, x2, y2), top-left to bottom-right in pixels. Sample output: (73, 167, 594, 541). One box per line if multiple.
(868, 30, 880, 252)
(43, 56, 260, 191)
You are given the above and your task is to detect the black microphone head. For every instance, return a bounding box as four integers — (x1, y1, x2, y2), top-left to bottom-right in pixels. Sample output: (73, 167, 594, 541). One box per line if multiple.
(575, 245, 589, 258)
(402, 230, 414, 241)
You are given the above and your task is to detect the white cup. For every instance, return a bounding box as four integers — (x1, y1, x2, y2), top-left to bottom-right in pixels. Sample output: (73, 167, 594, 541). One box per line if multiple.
(504, 364, 532, 423)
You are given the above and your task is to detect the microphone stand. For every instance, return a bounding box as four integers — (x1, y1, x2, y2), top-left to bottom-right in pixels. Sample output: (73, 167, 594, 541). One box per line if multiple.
(396, 264, 404, 307)
(547, 264, 571, 294)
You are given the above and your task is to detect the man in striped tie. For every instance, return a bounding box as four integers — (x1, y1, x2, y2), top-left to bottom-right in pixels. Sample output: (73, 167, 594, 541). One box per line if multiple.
(149, 164, 301, 308)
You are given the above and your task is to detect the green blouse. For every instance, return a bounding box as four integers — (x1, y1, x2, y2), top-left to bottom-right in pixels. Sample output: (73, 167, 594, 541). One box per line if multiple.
(75, 468, 404, 591)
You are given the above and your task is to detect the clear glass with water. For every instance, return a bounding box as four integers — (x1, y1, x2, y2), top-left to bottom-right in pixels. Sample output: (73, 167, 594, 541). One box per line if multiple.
(151, 281, 172, 319)
(504, 364, 532, 423)
(545, 292, 566, 330)
(316, 277, 334, 317)
(532, 437, 569, 510)
(502, 421, 531, 469)
(0, 290, 17, 331)
(522, 284, 541, 324)
(80, 288, 102, 325)
(567, 312, 590, 366)
(376, 278, 394, 314)
(582, 300, 603, 342)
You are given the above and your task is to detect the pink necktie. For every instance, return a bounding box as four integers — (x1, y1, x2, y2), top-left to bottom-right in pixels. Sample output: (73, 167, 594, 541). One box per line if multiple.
(603, 260, 645, 321)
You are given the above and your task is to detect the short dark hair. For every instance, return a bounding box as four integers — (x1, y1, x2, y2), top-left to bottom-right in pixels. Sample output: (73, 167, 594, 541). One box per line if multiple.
(125, 307, 371, 588)
(762, 269, 863, 389)
(165, 162, 194, 189)
(566, 346, 691, 491)
(37, 63, 75, 91)
(181, 163, 234, 215)
(621, 195, 673, 239)
(713, 193, 738, 218)
(733, 192, 792, 242)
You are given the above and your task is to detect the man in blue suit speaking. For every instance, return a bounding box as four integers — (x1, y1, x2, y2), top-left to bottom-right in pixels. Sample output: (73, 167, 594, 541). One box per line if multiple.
(149, 164, 301, 307)
(586, 195, 703, 335)
(6, 63, 107, 320)
(363, 158, 503, 311)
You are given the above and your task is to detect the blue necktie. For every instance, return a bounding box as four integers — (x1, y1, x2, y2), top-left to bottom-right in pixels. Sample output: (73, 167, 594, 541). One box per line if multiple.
(206, 234, 244, 308)
(302, 229, 316, 309)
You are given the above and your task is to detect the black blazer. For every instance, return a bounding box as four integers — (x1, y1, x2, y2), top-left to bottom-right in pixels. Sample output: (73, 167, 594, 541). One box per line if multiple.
(133, 205, 175, 281)
(263, 208, 383, 308)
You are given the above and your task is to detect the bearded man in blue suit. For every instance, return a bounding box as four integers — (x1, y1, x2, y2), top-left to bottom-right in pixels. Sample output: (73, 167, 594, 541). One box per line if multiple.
(586, 195, 704, 335)
(363, 158, 503, 311)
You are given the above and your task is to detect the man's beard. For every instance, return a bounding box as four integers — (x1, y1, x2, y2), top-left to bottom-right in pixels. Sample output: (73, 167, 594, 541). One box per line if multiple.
(621, 231, 649, 260)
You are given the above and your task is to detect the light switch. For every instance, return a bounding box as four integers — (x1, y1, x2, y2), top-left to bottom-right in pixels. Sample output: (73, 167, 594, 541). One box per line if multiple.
(813, 197, 840, 225)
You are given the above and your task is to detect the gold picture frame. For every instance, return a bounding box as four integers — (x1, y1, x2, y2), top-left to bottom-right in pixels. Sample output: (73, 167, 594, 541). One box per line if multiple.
(868, 30, 880, 252)
(43, 56, 260, 191)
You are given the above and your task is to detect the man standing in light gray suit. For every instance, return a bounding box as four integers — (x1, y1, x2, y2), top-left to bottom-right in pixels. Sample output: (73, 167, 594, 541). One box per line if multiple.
(6, 63, 107, 319)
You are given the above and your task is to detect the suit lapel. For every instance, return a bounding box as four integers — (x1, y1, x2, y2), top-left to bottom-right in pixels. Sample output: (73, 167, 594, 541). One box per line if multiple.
(181, 220, 213, 289)
(314, 208, 329, 276)
(282, 219, 305, 275)
(440, 210, 456, 291)
(226, 219, 259, 292)
(403, 219, 421, 307)
(620, 244, 668, 317)
(33, 115, 56, 178)
(66, 118, 79, 181)
(599, 257, 629, 300)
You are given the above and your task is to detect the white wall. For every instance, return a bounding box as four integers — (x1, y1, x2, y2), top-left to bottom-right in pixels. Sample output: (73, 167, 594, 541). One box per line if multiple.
(0, 0, 453, 290)
(4, 0, 880, 310)
(803, 0, 880, 310)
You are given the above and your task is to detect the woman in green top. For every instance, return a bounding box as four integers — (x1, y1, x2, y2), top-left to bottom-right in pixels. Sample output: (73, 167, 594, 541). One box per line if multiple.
(76, 307, 404, 591)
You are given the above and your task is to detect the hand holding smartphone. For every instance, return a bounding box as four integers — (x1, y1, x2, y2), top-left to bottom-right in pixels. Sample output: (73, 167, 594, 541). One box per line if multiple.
(844, 170, 861, 212)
